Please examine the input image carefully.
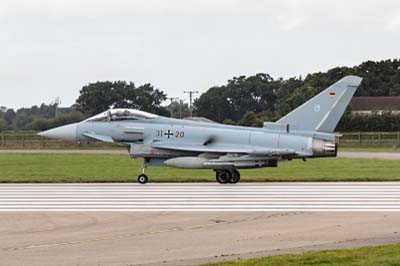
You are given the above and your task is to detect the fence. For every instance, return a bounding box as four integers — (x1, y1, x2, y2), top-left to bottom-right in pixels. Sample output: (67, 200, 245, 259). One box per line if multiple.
(0, 132, 119, 149)
(339, 132, 400, 146)
(0, 131, 399, 149)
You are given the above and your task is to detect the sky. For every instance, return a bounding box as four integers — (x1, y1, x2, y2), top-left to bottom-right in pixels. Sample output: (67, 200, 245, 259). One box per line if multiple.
(1, 0, 400, 109)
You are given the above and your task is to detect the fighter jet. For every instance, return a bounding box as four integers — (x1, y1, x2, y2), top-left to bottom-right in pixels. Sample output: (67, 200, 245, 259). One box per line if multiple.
(39, 76, 362, 184)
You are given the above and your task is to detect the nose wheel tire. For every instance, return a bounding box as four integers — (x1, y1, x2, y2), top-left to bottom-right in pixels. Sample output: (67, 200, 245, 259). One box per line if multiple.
(228, 169, 240, 184)
(138, 174, 148, 184)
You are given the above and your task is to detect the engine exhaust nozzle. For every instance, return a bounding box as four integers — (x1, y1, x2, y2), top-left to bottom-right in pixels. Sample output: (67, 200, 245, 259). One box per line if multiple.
(312, 139, 337, 157)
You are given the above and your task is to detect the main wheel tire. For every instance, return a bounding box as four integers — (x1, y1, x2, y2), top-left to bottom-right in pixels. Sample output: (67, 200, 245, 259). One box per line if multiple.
(216, 170, 230, 184)
(228, 169, 240, 184)
(138, 174, 148, 184)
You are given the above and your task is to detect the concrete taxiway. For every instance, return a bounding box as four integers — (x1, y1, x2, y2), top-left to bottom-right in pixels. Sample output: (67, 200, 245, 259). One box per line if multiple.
(1, 211, 400, 266)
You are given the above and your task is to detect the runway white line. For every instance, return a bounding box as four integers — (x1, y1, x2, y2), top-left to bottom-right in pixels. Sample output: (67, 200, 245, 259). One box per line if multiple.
(1, 182, 400, 211)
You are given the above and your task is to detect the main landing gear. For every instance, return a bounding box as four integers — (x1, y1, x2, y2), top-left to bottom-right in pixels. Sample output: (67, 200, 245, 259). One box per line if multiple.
(215, 169, 241, 184)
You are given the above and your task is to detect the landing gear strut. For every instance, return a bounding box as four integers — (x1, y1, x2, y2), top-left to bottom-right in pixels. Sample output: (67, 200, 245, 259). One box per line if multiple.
(215, 169, 240, 184)
(137, 165, 148, 184)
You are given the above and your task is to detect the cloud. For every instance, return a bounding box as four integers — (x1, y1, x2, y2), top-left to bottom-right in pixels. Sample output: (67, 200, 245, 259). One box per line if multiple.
(2, 0, 398, 32)
(1, 0, 400, 108)
(0, 0, 388, 18)
(385, 14, 400, 31)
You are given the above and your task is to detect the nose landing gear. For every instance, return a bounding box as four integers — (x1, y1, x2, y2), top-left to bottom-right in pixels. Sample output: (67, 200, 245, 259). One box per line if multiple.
(138, 165, 148, 184)
(138, 174, 148, 184)
(215, 169, 241, 184)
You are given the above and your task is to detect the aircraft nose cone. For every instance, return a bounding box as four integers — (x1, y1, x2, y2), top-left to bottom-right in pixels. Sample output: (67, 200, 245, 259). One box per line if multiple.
(38, 123, 78, 141)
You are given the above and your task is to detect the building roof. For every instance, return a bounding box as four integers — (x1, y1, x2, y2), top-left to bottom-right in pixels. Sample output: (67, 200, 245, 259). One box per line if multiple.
(351, 96, 400, 111)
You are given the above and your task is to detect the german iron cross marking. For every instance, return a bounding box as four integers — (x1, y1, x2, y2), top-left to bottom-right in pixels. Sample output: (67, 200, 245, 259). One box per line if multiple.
(164, 130, 173, 138)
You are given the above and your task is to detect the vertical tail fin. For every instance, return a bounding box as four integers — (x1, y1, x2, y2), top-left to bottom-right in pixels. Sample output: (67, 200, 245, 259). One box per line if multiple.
(277, 76, 362, 133)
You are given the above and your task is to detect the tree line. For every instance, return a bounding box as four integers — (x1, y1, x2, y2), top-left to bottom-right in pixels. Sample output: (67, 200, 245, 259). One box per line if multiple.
(0, 81, 189, 131)
(1, 59, 400, 132)
(193, 59, 400, 131)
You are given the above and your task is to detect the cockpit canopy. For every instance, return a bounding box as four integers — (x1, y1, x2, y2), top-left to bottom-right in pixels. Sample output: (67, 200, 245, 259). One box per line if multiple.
(85, 109, 158, 122)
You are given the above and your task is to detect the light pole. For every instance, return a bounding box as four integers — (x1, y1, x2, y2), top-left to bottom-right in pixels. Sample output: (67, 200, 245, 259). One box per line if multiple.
(184, 91, 198, 117)
(54, 97, 61, 117)
(168, 97, 179, 118)
(179, 99, 183, 119)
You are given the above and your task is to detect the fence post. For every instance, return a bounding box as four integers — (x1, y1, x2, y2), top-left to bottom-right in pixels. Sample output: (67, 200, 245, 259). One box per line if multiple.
(22, 134, 25, 147)
(358, 132, 362, 144)
(379, 132, 382, 144)
(41, 136, 44, 148)
(397, 131, 400, 146)
(1, 133, 3, 147)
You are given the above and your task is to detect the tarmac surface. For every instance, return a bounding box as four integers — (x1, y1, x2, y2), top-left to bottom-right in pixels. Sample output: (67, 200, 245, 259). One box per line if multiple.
(1, 149, 400, 160)
(1, 211, 400, 266)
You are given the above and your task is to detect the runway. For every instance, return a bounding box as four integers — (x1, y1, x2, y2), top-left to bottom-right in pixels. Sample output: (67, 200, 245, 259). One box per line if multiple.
(1, 182, 400, 211)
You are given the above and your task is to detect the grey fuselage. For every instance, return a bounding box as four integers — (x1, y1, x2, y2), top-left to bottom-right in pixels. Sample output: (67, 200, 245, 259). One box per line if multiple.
(75, 116, 336, 169)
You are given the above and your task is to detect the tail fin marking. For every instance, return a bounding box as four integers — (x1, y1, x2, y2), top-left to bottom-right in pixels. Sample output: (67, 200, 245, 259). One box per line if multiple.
(276, 75, 362, 133)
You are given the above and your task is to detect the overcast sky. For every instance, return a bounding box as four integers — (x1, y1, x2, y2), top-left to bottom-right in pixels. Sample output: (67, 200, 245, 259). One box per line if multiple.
(1, 0, 400, 109)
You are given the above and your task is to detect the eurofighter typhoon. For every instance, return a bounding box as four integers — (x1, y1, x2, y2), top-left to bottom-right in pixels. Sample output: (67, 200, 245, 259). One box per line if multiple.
(39, 76, 362, 184)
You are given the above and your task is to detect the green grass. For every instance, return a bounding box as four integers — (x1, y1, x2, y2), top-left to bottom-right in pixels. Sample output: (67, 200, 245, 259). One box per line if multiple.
(339, 144, 400, 152)
(1, 153, 400, 182)
(200, 244, 400, 266)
